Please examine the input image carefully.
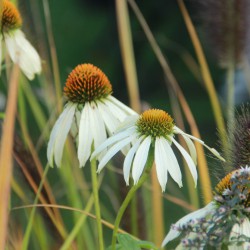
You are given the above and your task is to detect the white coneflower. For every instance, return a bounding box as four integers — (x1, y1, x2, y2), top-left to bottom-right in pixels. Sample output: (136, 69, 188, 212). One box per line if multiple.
(162, 166, 250, 249)
(47, 63, 137, 168)
(92, 109, 224, 191)
(0, 0, 41, 80)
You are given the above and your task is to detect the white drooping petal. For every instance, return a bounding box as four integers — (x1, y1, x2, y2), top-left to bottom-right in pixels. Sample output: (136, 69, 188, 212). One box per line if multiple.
(78, 103, 93, 167)
(97, 135, 134, 172)
(174, 126, 225, 162)
(104, 97, 128, 122)
(115, 115, 139, 133)
(155, 138, 169, 191)
(123, 136, 144, 185)
(242, 218, 250, 236)
(162, 202, 216, 247)
(229, 218, 250, 250)
(47, 103, 76, 167)
(5, 30, 41, 80)
(107, 95, 137, 116)
(181, 134, 197, 165)
(91, 126, 135, 160)
(97, 101, 120, 134)
(89, 102, 106, 150)
(132, 136, 151, 185)
(70, 109, 81, 139)
(156, 137, 183, 189)
(172, 138, 197, 187)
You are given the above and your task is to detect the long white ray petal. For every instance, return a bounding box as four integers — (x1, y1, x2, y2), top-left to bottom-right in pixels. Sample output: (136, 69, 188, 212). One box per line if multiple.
(78, 103, 93, 167)
(97, 135, 133, 172)
(103, 98, 128, 122)
(97, 101, 120, 134)
(5, 30, 41, 80)
(172, 138, 197, 187)
(162, 202, 216, 247)
(70, 110, 81, 139)
(155, 138, 169, 191)
(107, 95, 137, 116)
(53, 103, 77, 167)
(123, 136, 144, 185)
(132, 136, 151, 185)
(89, 102, 106, 149)
(242, 218, 250, 236)
(174, 126, 225, 162)
(160, 138, 182, 188)
(115, 115, 139, 133)
(47, 103, 74, 166)
(181, 134, 197, 165)
(91, 126, 136, 160)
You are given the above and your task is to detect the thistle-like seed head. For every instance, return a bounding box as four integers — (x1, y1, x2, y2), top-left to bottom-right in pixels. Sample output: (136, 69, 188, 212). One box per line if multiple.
(229, 104, 250, 168)
(214, 168, 250, 208)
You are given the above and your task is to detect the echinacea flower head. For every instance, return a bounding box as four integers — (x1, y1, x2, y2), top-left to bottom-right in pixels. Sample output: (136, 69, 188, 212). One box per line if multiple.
(162, 166, 250, 249)
(92, 109, 224, 191)
(0, 0, 41, 80)
(47, 63, 137, 168)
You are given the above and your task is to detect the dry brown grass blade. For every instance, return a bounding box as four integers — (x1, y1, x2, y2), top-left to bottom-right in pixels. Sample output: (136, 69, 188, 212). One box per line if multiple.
(14, 154, 67, 239)
(128, 0, 213, 203)
(0, 64, 20, 249)
(168, 84, 199, 208)
(17, 118, 64, 225)
(177, 0, 227, 150)
(115, 0, 141, 113)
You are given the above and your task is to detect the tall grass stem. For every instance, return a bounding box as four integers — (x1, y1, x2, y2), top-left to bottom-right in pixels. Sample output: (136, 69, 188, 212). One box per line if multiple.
(115, 0, 141, 113)
(0, 64, 20, 250)
(42, 0, 62, 113)
(91, 158, 104, 250)
(177, 0, 227, 151)
(21, 163, 50, 250)
(60, 194, 95, 250)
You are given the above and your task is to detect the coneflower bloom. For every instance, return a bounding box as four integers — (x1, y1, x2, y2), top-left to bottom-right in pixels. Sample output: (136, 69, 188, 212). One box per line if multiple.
(162, 166, 250, 249)
(0, 0, 41, 80)
(91, 109, 224, 191)
(47, 63, 137, 167)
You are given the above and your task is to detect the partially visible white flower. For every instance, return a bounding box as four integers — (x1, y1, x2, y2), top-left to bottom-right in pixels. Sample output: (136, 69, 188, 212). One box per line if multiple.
(0, 0, 41, 80)
(162, 201, 217, 247)
(92, 109, 224, 191)
(47, 63, 137, 167)
(162, 166, 250, 249)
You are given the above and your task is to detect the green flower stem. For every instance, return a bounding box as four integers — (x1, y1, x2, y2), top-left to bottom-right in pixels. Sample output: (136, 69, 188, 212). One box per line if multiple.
(91, 158, 104, 250)
(111, 172, 149, 250)
(111, 152, 154, 250)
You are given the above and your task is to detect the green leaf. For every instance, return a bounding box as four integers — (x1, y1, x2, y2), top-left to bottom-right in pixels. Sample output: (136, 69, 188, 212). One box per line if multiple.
(117, 234, 141, 250)
(137, 240, 158, 250)
(106, 244, 124, 250)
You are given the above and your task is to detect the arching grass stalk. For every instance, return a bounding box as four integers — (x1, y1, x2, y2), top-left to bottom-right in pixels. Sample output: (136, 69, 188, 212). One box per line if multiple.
(111, 150, 154, 250)
(91, 156, 104, 250)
